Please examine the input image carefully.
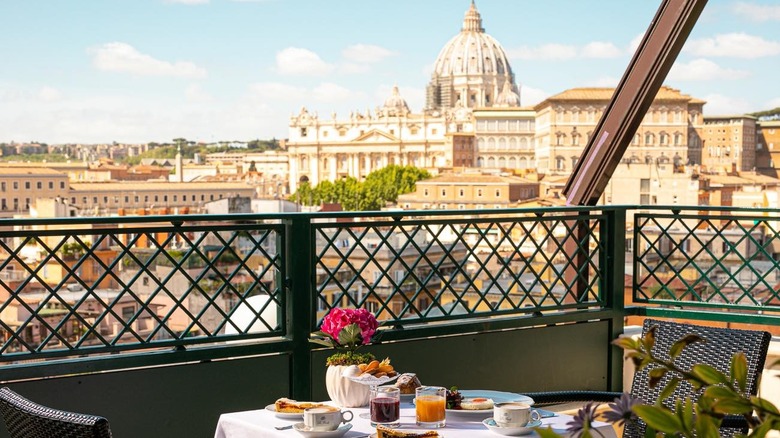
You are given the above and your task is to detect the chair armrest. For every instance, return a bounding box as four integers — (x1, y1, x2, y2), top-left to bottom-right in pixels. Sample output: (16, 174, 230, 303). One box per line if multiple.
(524, 391, 622, 406)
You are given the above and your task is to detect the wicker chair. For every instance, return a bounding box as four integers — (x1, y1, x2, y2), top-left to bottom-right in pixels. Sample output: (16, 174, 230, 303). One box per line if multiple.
(525, 318, 772, 437)
(0, 387, 112, 438)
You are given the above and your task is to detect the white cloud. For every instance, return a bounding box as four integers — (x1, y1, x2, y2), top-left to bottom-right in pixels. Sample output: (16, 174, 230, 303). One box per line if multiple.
(90, 42, 207, 78)
(519, 85, 548, 106)
(338, 63, 371, 75)
(509, 43, 577, 60)
(733, 2, 780, 21)
(585, 76, 620, 87)
(37, 87, 63, 102)
(249, 82, 307, 101)
(184, 84, 213, 102)
(628, 33, 644, 54)
(275, 47, 334, 76)
(509, 41, 622, 60)
(311, 83, 364, 103)
(701, 93, 753, 115)
(582, 42, 622, 59)
(668, 58, 750, 81)
(685, 33, 780, 58)
(342, 44, 396, 64)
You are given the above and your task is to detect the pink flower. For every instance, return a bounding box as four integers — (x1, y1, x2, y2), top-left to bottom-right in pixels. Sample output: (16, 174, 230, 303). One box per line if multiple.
(318, 307, 378, 349)
(320, 308, 351, 340)
(352, 308, 378, 345)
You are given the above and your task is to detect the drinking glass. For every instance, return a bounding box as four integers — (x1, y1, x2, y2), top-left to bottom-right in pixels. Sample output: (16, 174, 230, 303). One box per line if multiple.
(370, 385, 400, 427)
(415, 386, 446, 428)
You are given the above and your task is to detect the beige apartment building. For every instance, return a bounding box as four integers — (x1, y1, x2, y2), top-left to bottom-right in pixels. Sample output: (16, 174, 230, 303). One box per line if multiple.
(397, 172, 539, 210)
(67, 181, 256, 216)
(755, 120, 780, 177)
(700, 115, 757, 173)
(0, 167, 70, 216)
(534, 86, 704, 176)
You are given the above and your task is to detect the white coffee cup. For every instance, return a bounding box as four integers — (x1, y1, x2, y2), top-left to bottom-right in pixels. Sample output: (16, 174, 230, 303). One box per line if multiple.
(493, 402, 541, 428)
(303, 406, 353, 431)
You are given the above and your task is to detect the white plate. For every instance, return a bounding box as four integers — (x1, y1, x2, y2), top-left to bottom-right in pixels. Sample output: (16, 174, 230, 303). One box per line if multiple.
(292, 422, 352, 438)
(482, 418, 542, 436)
(445, 390, 534, 418)
(265, 403, 307, 419)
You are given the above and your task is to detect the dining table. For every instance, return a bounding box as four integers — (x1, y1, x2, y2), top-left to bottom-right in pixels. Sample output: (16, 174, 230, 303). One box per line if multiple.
(214, 397, 617, 438)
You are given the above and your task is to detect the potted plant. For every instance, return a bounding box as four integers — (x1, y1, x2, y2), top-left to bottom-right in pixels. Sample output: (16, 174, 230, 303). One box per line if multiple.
(310, 307, 379, 407)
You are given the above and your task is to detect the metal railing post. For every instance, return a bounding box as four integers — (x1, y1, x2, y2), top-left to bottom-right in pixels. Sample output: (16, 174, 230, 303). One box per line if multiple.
(604, 207, 627, 391)
(285, 214, 315, 400)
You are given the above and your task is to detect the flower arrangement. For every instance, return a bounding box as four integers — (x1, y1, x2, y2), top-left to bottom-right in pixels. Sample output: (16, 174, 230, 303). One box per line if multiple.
(310, 308, 379, 366)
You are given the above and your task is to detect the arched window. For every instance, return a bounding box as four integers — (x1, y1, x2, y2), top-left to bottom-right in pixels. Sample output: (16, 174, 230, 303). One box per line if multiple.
(556, 132, 566, 146)
(673, 132, 683, 146)
(498, 157, 507, 167)
(487, 157, 496, 167)
(519, 157, 528, 169)
(508, 157, 517, 168)
(519, 137, 528, 149)
(572, 132, 580, 146)
(508, 137, 517, 149)
(478, 138, 486, 149)
(498, 137, 507, 150)
(487, 137, 496, 150)
(555, 156, 566, 170)
(477, 157, 485, 167)
(301, 156, 308, 170)
(659, 132, 669, 145)
(644, 132, 655, 145)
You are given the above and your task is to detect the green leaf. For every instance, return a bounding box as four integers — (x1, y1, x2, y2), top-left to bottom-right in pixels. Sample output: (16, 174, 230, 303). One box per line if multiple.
(642, 327, 657, 353)
(680, 397, 694, 431)
(309, 338, 335, 348)
(692, 364, 729, 385)
(751, 396, 780, 415)
(633, 405, 684, 434)
(704, 385, 739, 400)
(648, 367, 667, 389)
(337, 323, 361, 347)
(712, 398, 753, 415)
(693, 411, 720, 437)
(658, 377, 680, 403)
(669, 334, 704, 359)
(730, 352, 748, 393)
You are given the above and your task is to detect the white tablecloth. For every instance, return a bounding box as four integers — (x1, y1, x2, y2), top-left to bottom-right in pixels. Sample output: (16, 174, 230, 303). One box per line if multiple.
(214, 401, 617, 438)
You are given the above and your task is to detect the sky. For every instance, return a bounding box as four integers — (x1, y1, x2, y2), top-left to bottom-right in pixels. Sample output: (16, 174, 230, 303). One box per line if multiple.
(1, 0, 779, 145)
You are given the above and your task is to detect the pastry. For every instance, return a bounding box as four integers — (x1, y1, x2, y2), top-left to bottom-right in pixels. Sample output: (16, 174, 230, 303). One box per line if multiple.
(393, 373, 422, 394)
(273, 397, 324, 413)
(375, 424, 439, 437)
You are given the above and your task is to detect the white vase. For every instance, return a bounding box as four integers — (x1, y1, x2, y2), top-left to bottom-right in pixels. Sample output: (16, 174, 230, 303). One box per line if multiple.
(325, 365, 370, 407)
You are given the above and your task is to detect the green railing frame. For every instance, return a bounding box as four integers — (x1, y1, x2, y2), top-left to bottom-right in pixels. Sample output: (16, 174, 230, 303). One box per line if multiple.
(1, 205, 778, 401)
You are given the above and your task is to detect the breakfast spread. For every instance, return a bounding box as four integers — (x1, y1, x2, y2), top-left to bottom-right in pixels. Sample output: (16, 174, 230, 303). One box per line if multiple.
(375, 424, 439, 437)
(273, 397, 325, 413)
(393, 373, 422, 394)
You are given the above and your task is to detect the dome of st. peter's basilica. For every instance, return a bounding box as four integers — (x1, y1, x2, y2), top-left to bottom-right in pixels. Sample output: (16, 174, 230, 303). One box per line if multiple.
(426, 0, 520, 111)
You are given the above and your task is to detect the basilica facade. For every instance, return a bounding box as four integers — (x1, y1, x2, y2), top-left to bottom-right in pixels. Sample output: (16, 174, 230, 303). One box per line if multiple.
(286, 1, 529, 192)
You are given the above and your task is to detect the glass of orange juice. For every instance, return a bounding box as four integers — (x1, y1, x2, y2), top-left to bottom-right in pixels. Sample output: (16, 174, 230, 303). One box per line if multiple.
(415, 386, 446, 428)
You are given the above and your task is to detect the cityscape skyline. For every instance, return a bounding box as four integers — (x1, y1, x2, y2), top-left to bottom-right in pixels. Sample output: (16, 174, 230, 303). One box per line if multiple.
(1, 0, 779, 145)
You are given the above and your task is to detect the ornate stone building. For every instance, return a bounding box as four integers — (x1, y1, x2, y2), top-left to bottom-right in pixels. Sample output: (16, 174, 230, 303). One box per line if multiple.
(286, 1, 527, 192)
(533, 86, 705, 176)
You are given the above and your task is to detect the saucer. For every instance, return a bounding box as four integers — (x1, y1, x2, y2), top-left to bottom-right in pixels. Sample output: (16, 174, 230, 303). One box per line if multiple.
(292, 422, 352, 438)
(482, 418, 543, 436)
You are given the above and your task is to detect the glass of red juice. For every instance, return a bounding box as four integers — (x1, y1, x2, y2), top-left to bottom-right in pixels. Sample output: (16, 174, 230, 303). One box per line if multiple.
(370, 386, 400, 427)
